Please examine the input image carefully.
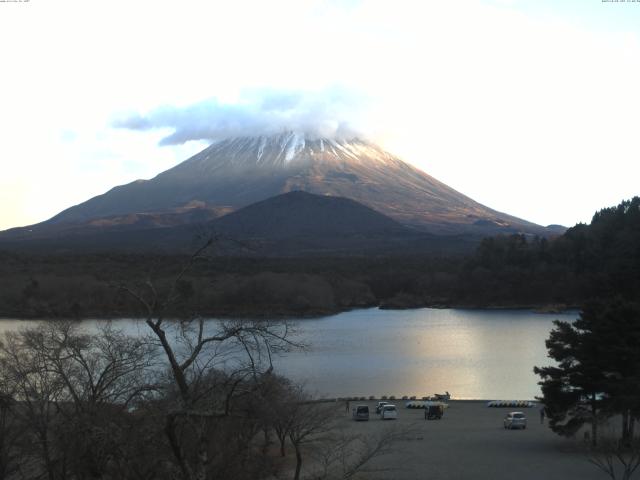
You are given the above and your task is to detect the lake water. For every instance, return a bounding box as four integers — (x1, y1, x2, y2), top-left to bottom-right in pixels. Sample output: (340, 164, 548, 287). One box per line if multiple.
(274, 308, 577, 400)
(0, 307, 577, 400)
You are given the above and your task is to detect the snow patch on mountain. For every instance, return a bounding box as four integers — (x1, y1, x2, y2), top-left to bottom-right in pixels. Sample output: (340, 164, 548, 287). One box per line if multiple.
(257, 136, 267, 162)
(285, 132, 306, 162)
(194, 131, 395, 169)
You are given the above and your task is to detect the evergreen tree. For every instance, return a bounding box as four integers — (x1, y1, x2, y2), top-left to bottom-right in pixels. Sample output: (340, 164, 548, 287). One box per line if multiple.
(535, 299, 640, 446)
(589, 300, 640, 443)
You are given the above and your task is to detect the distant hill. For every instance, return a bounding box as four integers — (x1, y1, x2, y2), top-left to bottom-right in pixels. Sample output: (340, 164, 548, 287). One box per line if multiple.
(212, 191, 404, 237)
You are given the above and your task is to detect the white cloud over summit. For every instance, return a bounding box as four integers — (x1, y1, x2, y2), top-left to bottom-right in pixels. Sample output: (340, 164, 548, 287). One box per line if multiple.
(113, 87, 371, 145)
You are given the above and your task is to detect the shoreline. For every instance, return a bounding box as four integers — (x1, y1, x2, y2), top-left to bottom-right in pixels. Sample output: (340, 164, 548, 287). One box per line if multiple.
(315, 398, 540, 404)
(0, 303, 579, 322)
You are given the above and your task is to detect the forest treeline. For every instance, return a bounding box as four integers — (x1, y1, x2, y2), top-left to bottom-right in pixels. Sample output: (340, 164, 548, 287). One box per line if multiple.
(0, 197, 638, 319)
(464, 196, 640, 307)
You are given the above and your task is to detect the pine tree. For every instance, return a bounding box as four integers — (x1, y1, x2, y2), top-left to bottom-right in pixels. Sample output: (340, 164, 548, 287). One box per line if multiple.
(534, 299, 640, 446)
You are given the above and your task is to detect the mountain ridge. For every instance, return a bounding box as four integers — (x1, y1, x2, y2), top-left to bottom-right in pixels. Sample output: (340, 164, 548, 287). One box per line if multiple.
(3, 132, 562, 240)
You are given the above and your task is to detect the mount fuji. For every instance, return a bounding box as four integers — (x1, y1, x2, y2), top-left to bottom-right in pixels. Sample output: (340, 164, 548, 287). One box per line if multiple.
(0, 132, 561, 251)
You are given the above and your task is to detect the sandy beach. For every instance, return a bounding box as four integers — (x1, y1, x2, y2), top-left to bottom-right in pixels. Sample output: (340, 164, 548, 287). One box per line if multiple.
(328, 400, 603, 480)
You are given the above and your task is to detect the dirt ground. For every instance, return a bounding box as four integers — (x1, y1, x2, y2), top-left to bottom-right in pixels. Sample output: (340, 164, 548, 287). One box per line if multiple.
(329, 400, 605, 480)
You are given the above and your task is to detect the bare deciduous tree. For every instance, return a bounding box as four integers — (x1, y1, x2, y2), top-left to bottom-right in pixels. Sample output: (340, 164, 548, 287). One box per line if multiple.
(0, 393, 22, 480)
(589, 437, 640, 480)
(285, 392, 336, 480)
(310, 424, 415, 480)
(0, 327, 69, 480)
(119, 239, 301, 480)
(0, 321, 160, 480)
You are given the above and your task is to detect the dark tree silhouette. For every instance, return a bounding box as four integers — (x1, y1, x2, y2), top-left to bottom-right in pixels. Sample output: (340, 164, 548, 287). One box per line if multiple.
(535, 299, 640, 447)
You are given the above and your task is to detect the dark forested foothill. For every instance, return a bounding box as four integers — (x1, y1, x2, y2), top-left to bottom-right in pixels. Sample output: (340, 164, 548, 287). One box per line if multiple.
(0, 252, 463, 319)
(461, 196, 640, 307)
(0, 197, 638, 319)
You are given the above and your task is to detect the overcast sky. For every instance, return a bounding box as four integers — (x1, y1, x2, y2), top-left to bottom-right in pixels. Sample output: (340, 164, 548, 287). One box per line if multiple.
(1, 0, 639, 231)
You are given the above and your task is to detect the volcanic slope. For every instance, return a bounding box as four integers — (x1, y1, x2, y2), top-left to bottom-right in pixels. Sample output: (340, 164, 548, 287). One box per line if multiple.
(9, 132, 553, 237)
(0, 192, 476, 256)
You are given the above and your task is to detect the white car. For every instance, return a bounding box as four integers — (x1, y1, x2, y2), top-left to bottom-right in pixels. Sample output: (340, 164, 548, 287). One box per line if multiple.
(381, 404, 398, 420)
(375, 401, 389, 414)
(504, 412, 527, 429)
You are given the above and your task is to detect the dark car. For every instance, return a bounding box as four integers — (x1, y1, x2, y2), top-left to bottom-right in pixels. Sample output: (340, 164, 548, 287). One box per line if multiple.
(352, 405, 370, 421)
(426, 404, 444, 420)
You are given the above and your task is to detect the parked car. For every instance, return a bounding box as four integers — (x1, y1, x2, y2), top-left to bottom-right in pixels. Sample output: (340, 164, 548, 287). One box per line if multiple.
(504, 412, 527, 429)
(426, 404, 444, 420)
(578, 392, 606, 405)
(352, 405, 370, 421)
(375, 401, 389, 414)
(381, 404, 398, 420)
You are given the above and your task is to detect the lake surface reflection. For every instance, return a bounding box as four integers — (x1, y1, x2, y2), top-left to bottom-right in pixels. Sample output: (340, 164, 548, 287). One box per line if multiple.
(273, 308, 577, 400)
(0, 308, 577, 400)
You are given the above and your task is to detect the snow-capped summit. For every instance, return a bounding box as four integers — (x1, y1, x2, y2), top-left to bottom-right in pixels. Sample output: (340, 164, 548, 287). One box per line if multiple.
(171, 132, 398, 173)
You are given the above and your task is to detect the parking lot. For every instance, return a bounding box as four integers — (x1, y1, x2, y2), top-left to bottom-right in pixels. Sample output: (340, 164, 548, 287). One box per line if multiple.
(332, 400, 604, 480)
